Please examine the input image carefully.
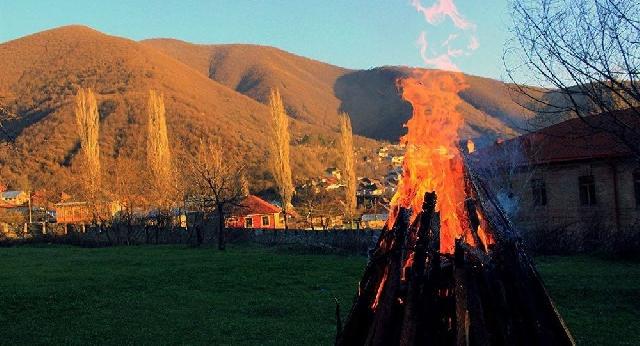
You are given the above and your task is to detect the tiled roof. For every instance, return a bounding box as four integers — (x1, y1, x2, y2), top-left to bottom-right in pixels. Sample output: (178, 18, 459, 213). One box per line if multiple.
(1, 190, 24, 199)
(477, 109, 639, 165)
(234, 195, 281, 215)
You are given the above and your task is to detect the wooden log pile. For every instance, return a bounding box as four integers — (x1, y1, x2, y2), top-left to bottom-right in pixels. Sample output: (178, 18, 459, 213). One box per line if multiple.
(336, 171, 575, 345)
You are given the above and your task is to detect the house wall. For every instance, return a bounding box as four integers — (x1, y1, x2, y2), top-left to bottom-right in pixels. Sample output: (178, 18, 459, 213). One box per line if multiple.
(227, 212, 289, 229)
(1, 192, 28, 206)
(55, 202, 119, 224)
(228, 213, 281, 229)
(508, 158, 640, 241)
(55, 205, 92, 224)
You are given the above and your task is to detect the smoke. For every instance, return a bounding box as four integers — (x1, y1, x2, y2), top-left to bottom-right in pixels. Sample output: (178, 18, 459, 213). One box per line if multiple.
(417, 32, 459, 71)
(470, 137, 532, 218)
(411, 0, 478, 71)
(412, 0, 473, 29)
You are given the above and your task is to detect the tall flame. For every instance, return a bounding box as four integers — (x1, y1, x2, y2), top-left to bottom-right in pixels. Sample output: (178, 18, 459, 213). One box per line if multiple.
(372, 0, 487, 312)
(388, 69, 470, 254)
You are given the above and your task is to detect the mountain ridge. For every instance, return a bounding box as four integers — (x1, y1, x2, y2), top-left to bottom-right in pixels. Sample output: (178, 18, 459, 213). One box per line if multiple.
(0, 25, 538, 196)
(0, 25, 378, 194)
(142, 38, 531, 144)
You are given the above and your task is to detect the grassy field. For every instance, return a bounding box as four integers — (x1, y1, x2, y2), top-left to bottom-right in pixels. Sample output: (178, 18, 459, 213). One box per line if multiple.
(0, 245, 638, 345)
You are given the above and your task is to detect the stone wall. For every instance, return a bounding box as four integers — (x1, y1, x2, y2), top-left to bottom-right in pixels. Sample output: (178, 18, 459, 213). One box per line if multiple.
(0, 222, 380, 254)
(507, 157, 640, 252)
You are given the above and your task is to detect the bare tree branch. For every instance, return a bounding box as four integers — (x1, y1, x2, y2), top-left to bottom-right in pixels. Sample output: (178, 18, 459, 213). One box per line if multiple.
(506, 0, 640, 158)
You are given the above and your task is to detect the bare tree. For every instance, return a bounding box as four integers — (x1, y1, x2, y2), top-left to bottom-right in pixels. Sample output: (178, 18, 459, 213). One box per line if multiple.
(268, 88, 294, 230)
(339, 113, 357, 227)
(111, 157, 147, 245)
(188, 139, 247, 250)
(294, 185, 343, 230)
(74, 88, 101, 201)
(507, 0, 640, 157)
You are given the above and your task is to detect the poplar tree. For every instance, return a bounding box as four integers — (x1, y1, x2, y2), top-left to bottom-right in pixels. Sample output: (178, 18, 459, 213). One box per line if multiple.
(340, 112, 357, 226)
(268, 88, 294, 230)
(147, 90, 173, 207)
(75, 88, 101, 202)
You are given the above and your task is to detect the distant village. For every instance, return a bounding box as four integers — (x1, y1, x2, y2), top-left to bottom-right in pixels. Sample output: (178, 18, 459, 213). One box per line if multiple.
(0, 142, 407, 236)
(295, 143, 406, 229)
(4, 106, 640, 255)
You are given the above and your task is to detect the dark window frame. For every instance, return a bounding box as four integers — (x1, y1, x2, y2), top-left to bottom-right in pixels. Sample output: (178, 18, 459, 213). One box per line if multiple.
(244, 217, 253, 228)
(531, 178, 547, 206)
(579, 175, 597, 206)
(261, 215, 270, 226)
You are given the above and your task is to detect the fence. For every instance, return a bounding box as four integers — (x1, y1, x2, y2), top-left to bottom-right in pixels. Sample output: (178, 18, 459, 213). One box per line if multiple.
(0, 222, 381, 254)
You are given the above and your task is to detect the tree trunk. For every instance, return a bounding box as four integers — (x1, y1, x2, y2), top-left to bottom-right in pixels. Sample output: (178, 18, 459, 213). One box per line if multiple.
(217, 207, 226, 250)
(102, 224, 113, 245)
(283, 208, 288, 232)
(126, 222, 132, 245)
(196, 224, 203, 246)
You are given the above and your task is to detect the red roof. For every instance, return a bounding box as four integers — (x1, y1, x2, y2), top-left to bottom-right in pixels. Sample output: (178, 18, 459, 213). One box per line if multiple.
(477, 109, 639, 165)
(234, 195, 281, 216)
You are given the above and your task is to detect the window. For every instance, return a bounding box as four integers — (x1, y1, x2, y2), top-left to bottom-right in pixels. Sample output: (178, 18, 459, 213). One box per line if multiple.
(261, 215, 270, 226)
(634, 172, 640, 206)
(531, 178, 547, 206)
(244, 217, 253, 228)
(579, 175, 597, 206)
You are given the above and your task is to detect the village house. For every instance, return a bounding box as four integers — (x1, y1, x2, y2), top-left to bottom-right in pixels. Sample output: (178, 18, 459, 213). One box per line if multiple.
(377, 147, 389, 158)
(54, 202, 92, 224)
(361, 213, 388, 229)
(391, 155, 404, 166)
(322, 176, 343, 191)
(0, 200, 25, 222)
(226, 195, 292, 229)
(325, 167, 342, 180)
(0, 190, 29, 206)
(357, 177, 385, 201)
(475, 111, 640, 248)
(54, 201, 122, 224)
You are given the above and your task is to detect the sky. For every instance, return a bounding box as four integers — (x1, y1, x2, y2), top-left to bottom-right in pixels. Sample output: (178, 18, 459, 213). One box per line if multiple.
(0, 0, 513, 80)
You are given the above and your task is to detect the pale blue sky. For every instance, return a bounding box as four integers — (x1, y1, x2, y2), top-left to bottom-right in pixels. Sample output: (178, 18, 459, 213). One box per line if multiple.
(0, 0, 512, 80)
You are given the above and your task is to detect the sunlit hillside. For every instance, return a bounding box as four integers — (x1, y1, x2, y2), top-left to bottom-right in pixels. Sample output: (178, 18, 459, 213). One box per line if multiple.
(0, 25, 380, 194)
(143, 39, 534, 144)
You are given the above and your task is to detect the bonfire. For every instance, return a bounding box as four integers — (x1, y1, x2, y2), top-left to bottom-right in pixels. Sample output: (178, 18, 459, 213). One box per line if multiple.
(336, 70, 574, 346)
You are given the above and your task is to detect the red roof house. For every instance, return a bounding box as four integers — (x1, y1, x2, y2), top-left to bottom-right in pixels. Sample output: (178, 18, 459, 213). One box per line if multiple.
(226, 195, 293, 229)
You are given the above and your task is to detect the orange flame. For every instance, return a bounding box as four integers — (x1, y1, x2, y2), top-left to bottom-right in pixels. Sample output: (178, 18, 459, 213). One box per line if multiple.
(388, 69, 470, 254)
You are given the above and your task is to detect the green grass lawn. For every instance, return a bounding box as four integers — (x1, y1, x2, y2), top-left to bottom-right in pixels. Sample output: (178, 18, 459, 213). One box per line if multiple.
(0, 245, 637, 345)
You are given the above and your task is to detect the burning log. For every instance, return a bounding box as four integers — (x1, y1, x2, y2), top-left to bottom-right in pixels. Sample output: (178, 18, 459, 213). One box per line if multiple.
(336, 176, 574, 345)
(336, 69, 572, 345)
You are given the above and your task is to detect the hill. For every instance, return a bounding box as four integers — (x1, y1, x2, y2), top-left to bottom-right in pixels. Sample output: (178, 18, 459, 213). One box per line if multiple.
(143, 39, 533, 145)
(141, 39, 349, 128)
(0, 26, 379, 195)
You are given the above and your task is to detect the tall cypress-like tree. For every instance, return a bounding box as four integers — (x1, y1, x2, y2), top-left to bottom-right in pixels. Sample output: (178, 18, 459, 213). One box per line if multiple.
(340, 112, 357, 226)
(147, 90, 173, 206)
(268, 88, 294, 230)
(75, 88, 101, 201)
